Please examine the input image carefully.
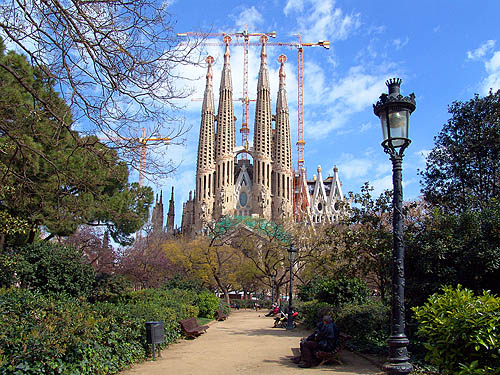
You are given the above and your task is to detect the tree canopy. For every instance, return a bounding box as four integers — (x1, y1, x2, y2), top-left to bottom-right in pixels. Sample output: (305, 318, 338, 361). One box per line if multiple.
(421, 90, 500, 212)
(0, 2, 203, 179)
(0, 47, 153, 246)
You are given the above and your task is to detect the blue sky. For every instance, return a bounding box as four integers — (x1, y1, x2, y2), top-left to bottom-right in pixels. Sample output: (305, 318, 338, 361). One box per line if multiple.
(147, 0, 500, 227)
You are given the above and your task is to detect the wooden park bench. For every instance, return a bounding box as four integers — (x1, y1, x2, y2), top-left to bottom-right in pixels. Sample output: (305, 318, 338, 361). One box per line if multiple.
(316, 332, 349, 366)
(216, 310, 227, 321)
(179, 317, 209, 339)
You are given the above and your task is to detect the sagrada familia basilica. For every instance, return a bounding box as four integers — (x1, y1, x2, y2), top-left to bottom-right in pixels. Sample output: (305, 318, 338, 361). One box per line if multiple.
(152, 37, 347, 236)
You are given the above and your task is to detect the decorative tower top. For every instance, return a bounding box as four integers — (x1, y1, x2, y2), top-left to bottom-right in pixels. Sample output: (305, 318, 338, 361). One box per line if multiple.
(257, 35, 270, 90)
(317, 165, 322, 173)
(220, 36, 232, 90)
(278, 54, 286, 88)
(202, 56, 215, 113)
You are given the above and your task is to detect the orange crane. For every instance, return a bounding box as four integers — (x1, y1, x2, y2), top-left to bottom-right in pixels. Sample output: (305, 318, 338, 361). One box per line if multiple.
(100, 127, 171, 187)
(178, 27, 276, 158)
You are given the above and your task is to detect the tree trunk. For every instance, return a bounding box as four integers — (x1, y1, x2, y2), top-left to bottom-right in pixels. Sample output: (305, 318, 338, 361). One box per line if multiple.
(214, 274, 230, 304)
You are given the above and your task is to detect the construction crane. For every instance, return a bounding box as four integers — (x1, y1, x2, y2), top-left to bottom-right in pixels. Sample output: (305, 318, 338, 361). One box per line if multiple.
(100, 127, 171, 187)
(178, 27, 276, 158)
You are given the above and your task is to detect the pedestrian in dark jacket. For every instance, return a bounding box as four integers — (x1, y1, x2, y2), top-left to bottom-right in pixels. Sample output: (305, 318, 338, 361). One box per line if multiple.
(292, 315, 337, 368)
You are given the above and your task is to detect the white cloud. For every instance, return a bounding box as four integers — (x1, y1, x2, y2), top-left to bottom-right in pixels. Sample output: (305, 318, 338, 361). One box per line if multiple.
(284, 0, 360, 42)
(371, 175, 392, 196)
(305, 65, 393, 138)
(336, 153, 373, 179)
(393, 37, 409, 50)
(465, 40, 500, 94)
(233, 6, 264, 30)
(467, 40, 495, 60)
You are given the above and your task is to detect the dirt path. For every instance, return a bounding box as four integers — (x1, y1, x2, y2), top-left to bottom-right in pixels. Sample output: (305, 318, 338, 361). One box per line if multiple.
(121, 310, 384, 375)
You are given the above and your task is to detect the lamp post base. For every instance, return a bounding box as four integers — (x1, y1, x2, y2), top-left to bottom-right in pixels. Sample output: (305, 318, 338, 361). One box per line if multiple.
(383, 335, 413, 375)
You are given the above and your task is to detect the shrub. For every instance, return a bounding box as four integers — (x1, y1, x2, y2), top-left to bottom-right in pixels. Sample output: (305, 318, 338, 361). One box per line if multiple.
(90, 273, 133, 302)
(298, 275, 370, 308)
(413, 285, 500, 374)
(163, 275, 203, 293)
(335, 299, 390, 355)
(197, 291, 219, 318)
(0, 287, 200, 374)
(11, 242, 96, 297)
(298, 300, 336, 329)
(218, 299, 230, 316)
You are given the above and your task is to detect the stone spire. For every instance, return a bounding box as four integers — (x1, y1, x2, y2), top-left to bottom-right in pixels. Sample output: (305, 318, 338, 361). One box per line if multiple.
(272, 54, 293, 222)
(214, 36, 235, 219)
(195, 56, 216, 228)
(152, 191, 164, 235)
(252, 35, 273, 220)
(166, 186, 175, 235)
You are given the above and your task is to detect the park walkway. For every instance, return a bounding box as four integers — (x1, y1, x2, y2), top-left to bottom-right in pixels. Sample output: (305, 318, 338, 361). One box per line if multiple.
(121, 310, 384, 375)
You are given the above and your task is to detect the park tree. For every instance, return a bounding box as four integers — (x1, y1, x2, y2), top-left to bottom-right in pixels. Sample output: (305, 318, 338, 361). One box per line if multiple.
(0, 2, 203, 179)
(421, 90, 500, 213)
(0, 47, 153, 247)
(118, 229, 174, 288)
(165, 235, 242, 303)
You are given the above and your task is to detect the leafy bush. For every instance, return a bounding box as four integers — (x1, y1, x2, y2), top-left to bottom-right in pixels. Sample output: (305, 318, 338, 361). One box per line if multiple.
(10, 242, 96, 297)
(413, 285, 500, 374)
(163, 275, 204, 293)
(298, 275, 370, 308)
(90, 273, 133, 302)
(336, 299, 390, 355)
(218, 299, 230, 316)
(197, 291, 219, 318)
(298, 300, 336, 329)
(0, 287, 200, 374)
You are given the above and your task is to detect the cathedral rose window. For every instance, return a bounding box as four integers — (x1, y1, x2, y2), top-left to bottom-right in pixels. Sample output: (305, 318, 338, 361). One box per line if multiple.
(239, 192, 248, 207)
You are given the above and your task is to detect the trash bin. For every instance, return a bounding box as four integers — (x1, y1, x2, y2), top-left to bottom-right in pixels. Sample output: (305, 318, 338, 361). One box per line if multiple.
(146, 321, 164, 360)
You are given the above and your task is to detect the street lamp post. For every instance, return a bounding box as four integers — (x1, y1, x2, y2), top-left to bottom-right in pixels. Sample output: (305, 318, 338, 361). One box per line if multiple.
(286, 244, 297, 330)
(373, 78, 416, 375)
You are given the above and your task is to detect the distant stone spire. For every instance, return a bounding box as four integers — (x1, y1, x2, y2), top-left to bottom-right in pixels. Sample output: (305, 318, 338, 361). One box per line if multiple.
(152, 190, 164, 235)
(166, 186, 175, 234)
(253, 35, 273, 220)
(215, 36, 235, 218)
(272, 54, 293, 221)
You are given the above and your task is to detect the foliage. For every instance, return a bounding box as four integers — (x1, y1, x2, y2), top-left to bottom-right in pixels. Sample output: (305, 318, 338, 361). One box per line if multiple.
(298, 275, 370, 307)
(413, 285, 500, 375)
(406, 202, 500, 308)
(335, 299, 390, 355)
(298, 300, 337, 329)
(421, 90, 500, 213)
(10, 242, 96, 297)
(163, 274, 204, 293)
(0, 287, 202, 375)
(0, 48, 154, 246)
(165, 236, 242, 303)
(0, 288, 203, 375)
(196, 291, 220, 318)
(1, 3, 202, 179)
(218, 299, 231, 316)
(90, 274, 133, 303)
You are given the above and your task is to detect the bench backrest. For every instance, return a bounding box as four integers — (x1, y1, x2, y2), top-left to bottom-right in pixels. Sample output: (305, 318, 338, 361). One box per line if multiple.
(180, 317, 199, 331)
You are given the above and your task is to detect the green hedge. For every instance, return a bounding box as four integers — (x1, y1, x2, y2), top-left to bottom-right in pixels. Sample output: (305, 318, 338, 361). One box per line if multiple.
(413, 285, 500, 375)
(0, 287, 199, 375)
(196, 291, 219, 318)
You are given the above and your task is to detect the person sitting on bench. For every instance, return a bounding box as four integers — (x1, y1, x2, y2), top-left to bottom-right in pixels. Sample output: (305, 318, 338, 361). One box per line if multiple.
(292, 315, 337, 368)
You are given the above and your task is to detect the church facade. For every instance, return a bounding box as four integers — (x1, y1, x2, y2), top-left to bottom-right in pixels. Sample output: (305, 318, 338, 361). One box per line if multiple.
(178, 37, 347, 236)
